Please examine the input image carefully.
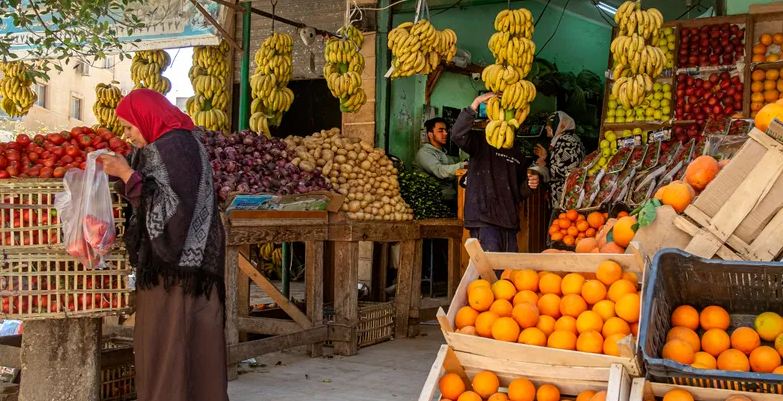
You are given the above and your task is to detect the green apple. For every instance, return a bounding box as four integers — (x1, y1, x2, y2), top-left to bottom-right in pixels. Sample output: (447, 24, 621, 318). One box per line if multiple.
(608, 99, 617, 109)
(653, 83, 662, 91)
(598, 156, 608, 166)
(607, 109, 616, 117)
(611, 148, 618, 155)
(653, 110, 663, 120)
(663, 91, 672, 100)
(651, 99, 661, 108)
(632, 128, 642, 135)
(605, 116, 615, 123)
(605, 131, 617, 142)
(654, 92, 663, 100)
(662, 106, 671, 115)
(616, 109, 626, 117)
(600, 139, 610, 149)
(616, 116, 626, 123)
(645, 107, 655, 117)
(661, 98, 671, 107)
(602, 148, 611, 157)
(662, 83, 672, 92)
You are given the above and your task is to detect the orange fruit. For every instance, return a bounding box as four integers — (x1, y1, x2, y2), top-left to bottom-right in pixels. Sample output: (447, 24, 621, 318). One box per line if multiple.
(536, 384, 560, 401)
(765, 89, 781, 103)
(755, 102, 783, 132)
(439, 373, 466, 400)
(663, 389, 694, 401)
(762, 33, 774, 46)
(512, 269, 539, 292)
(768, 54, 780, 62)
(547, 330, 577, 350)
(590, 391, 607, 401)
(561, 273, 586, 295)
(539, 273, 562, 295)
(575, 238, 598, 253)
(766, 80, 779, 91)
(667, 326, 701, 352)
(519, 327, 548, 346)
(752, 81, 764, 93)
(753, 69, 767, 81)
(753, 43, 768, 55)
(752, 92, 765, 103)
(468, 286, 495, 312)
(701, 329, 731, 357)
(717, 349, 750, 372)
(612, 216, 637, 248)
(778, 80, 783, 92)
(587, 212, 606, 229)
(558, 219, 571, 229)
(475, 311, 500, 337)
(455, 306, 480, 329)
(492, 279, 517, 301)
(749, 346, 781, 373)
(631, 322, 639, 337)
(576, 391, 596, 401)
(581, 280, 607, 305)
(775, 33, 783, 44)
(662, 339, 696, 364)
(593, 300, 616, 321)
(563, 235, 575, 247)
(603, 333, 626, 356)
(616, 292, 640, 323)
(603, 316, 632, 337)
(700, 305, 730, 330)
(472, 371, 500, 398)
(671, 305, 700, 330)
(458, 391, 483, 401)
(566, 209, 579, 221)
(567, 226, 579, 237)
(512, 302, 540, 329)
(660, 182, 694, 214)
(458, 326, 477, 335)
(585, 228, 597, 238)
(576, 311, 604, 334)
(550, 232, 564, 242)
(753, 54, 767, 62)
(560, 294, 588, 318)
(774, 365, 783, 374)
(776, 333, 783, 357)
(577, 330, 604, 353)
(596, 260, 623, 286)
(490, 299, 514, 317)
(536, 315, 557, 336)
(685, 155, 720, 191)
(559, 213, 567, 220)
(489, 393, 510, 401)
(467, 279, 491, 293)
(607, 279, 637, 303)
(501, 269, 514, 280)
(555, 316, 578, 334)
(730, 327, 761, 355)
(508, 378, 536, 401)
(692, 351, 717, 369)
(576, 220, 590, 232)
(537, 294, 562, 318)
(513, 290, 539, 306)
(622, 271, 638, 283)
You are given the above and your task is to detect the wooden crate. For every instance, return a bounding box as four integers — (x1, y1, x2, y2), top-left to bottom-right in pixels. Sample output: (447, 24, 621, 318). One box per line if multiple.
(101, 337, 135, 401)
(437, 239, 646, 376)
(419, 345, 633, 401)
(675, 126, 783, 261)
(324, 301, 395, 348)
(629, 378, 783, 401)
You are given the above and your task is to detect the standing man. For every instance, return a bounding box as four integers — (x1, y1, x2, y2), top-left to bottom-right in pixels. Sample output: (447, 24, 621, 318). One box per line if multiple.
(451, 93, 540, 252)
(415, 117, 466, 206)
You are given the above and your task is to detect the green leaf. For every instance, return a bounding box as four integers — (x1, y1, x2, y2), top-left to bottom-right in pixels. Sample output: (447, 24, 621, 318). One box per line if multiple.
(636, 199, 660, 228)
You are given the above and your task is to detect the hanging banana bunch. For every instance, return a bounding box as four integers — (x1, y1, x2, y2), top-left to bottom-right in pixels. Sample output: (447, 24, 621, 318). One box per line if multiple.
(258, 242, 283, 278)
(0, 61, 37, 118)
(131, 50, 172, 95)
(187, 40, 231, 131)
(93, 82, 123, 133)
(249, 32, 294, 136)
(324, 24, 367, 113)
(482, 8, 536, 149)
(387, 19, 457, 78)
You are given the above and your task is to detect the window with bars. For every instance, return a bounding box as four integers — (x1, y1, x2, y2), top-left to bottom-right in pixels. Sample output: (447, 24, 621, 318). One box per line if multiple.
(70, 96, 82, 120)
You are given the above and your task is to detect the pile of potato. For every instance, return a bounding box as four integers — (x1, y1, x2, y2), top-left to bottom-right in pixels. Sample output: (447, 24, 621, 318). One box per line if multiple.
(285, 128, 414, 221)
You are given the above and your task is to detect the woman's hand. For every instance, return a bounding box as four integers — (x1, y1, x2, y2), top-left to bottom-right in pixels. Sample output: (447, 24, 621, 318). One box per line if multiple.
(98, 153, 134, 183)
(470, 92, 496, 112)
(533, 144, 548, 162)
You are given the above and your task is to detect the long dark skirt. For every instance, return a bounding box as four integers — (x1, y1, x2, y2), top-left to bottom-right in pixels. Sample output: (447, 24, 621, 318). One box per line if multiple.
(134, 281, 229, 401)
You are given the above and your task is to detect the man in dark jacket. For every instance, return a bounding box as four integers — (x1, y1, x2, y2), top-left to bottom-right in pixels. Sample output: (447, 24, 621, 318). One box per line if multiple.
(451, 92, 540, 252)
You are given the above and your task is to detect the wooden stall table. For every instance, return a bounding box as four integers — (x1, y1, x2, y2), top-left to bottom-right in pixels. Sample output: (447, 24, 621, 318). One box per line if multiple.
(224, 210, 328, 380)
(417, 218, 463, 304)
(327, 218, 421, 356)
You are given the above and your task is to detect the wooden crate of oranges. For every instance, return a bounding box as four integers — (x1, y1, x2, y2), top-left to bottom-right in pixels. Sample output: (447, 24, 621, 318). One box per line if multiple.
(437, 239, 646, 376)
(419, 344, 633, 401)
(628, 378, 783, 401)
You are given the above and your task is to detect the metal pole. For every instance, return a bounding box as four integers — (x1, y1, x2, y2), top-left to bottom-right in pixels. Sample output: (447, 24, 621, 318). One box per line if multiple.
(238, 1, 251, 130)
(282, 243, 290, 298)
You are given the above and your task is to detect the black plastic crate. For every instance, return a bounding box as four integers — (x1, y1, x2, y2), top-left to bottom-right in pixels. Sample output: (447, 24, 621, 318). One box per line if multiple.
(639, 249, 783, 393)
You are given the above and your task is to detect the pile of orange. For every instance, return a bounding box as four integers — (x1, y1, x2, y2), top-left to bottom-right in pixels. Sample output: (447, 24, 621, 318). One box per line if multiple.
(661, 305, 783, 374)
(456, 260, 642, 357)
(750, 68, 783, 118)
(661, 388, 754, 401)
(548, 210, 605, 248)
(751, 33, 783, 63)
(438, 370, 606, 401)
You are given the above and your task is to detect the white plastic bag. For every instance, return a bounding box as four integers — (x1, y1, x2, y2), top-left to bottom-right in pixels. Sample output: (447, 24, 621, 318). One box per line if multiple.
(55, 150, 116, 268)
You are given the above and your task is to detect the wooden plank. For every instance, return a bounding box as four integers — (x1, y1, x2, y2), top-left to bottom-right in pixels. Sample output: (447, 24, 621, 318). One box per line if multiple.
(418, 218, 463, 239)
(630, 379, 783, 401)
(224, 245, 239, 381)
(464, 238, 498, 283)
(228, 210, 327, 222)
(748, 206, 783, 260)
(447, 237, 461, 300)
(395, 240, 416, 338)
(678, 209, 745, 260)
(236, 317, 300, 335)
(484, 252, 645, 274)
(750, 2, 783, 14)
(227, 326, 328, 365)
(237, 253, 313, 329)
(606, 364, 632, 401)
(629, 378, 647, 401)
(328, 221, 419, 242)
(456, 351, 611, 382)
(226, 225, 327, 244)
(333, 241, 359, 356)
(305, 240, 324, 357)
(418, 345, 449, 401)
(237, 245, 251, 343)
(408, 239, 424, 337)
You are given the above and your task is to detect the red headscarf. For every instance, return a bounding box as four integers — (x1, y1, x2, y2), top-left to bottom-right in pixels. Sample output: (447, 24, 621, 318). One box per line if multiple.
(115, 88, 195, 143)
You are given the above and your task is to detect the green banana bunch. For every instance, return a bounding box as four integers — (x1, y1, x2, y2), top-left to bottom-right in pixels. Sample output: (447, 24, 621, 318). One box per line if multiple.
(324, 24, 367, 113)
(387, 19, 458, 78)
(93, 82, 123, 134)
(249, 33, 294, 136)
(131, 50, 172, 94)
(0, 61, 37, 118)
(188, 40, 231, 132)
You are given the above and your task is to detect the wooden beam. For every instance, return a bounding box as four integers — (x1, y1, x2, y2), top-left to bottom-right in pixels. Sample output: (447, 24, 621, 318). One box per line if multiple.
(236, 317, 300, 335)
(305, 240, 324, 357)
(188, 0, 241, 51)
(464, 238, 497, 283)
(332, 241, 359, 356)
(224, 245, 240, 381)
(227, 326, 328, 365)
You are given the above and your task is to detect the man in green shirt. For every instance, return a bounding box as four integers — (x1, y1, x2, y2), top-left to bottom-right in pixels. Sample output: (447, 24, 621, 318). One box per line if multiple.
(415, 117, 465, 205)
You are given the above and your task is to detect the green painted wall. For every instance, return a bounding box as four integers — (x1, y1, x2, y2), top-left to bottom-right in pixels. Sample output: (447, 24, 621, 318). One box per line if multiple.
(386, 2, 611, 164)
(727, 0, 777, 14)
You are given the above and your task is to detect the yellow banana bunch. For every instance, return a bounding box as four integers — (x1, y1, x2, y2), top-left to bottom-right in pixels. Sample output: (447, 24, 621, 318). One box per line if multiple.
(249, 33, 294, 136)
(493, 8, 534, 37)
(387, 19, 458, 78)
(324, 24, 367, 113)
(0, 61, 37, 118)
(615, 1, 663, 41)
(131, 50, 172, 95)
(188, 41, 231, 131)
(611, 74, 653, 109)
(93, 82, 123, 133)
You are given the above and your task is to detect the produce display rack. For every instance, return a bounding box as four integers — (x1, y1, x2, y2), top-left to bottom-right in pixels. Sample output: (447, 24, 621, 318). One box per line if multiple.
(629, 378, 783, 401)
(100, 336, 135, 401)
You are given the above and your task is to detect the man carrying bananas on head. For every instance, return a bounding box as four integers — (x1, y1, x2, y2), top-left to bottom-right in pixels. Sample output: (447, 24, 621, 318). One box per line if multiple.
(415, 117, 466, 210)
(451, 93, 540, 252)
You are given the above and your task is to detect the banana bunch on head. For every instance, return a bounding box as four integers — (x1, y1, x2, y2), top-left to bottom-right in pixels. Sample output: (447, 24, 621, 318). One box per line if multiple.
(0, 61, 37, 118)
(615, 1, 663, 41)
(249, 32, 295, 136)
(482, 8, 537, 149)
(188, 40, 231, 132)
(387, 19, 458, 78)
(131, 50, 172, 95)
(93, 83, 123, 133)
(324, 24, 367, 113)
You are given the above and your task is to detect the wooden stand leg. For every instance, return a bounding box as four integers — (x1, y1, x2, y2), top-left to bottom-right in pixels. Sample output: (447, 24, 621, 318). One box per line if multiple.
(394, 240, 416, 338)
(237, 246, 251, 343)
(224, 245, 239, 380)
(447, 237, 460, 300)
(305, 240, 324, 357)
(333, 241, 359, 356)
(408, 239, 423, 337)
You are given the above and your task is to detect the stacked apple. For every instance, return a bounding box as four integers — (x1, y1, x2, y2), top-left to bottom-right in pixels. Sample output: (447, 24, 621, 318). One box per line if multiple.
(678, 24, 745, 68)
(605, 83, 672, 123)
(675, 72, 744, 126)
(656, 26, 676, 70)
(750, 68, 783, 118)
(751, 32, 783, 63)
(672, 123, 702, 142)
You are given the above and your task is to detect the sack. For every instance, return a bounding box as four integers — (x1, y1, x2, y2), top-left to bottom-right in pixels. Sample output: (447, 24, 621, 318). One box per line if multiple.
(55, 150, 116, 268)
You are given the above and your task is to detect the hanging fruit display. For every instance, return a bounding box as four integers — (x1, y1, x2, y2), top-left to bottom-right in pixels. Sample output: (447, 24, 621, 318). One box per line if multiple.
(387, 19, 457, 78)
(131, 50, 172, 94)
(93, 82, 123, 134)
(249, 32, 295, 136)
(324, 24, 367, 113)
(187, 41, 230, 131)
(0, 62, 37, 117)
(481, 8, 537, 149)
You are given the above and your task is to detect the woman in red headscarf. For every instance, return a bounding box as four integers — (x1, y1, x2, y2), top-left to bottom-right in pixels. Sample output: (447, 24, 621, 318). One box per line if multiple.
(99, 89, 228, 401)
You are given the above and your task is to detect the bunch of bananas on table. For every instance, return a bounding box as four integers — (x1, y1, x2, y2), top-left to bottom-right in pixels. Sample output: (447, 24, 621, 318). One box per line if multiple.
(131, 50, 172, 94)
(0, 62, 37, 118)
(93, 82, 123, 133)
(187, 41, 230, 131)
(324, 24, 367, 113)
(387, 19, 457, 78)
(609, 1, 665, 109)
(249, 32, 294, 136)
(482, 8, 537, 149)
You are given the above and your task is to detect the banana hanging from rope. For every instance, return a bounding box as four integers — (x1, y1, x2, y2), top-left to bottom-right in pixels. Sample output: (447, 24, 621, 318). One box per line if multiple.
(188, 40, 231, 132)
(324, 24, 367, 113)
(93, 82, 123, 134)
(387, 19, 457, 78)
(0, 61, 37, 118)
(131, 50, 172, 95)
(249, 32, 294, 136)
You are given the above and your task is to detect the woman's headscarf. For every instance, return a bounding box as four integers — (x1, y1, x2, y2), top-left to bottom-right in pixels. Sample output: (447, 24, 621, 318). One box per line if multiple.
(552, 111, 576, 137)
(115, 88, 195, 143)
